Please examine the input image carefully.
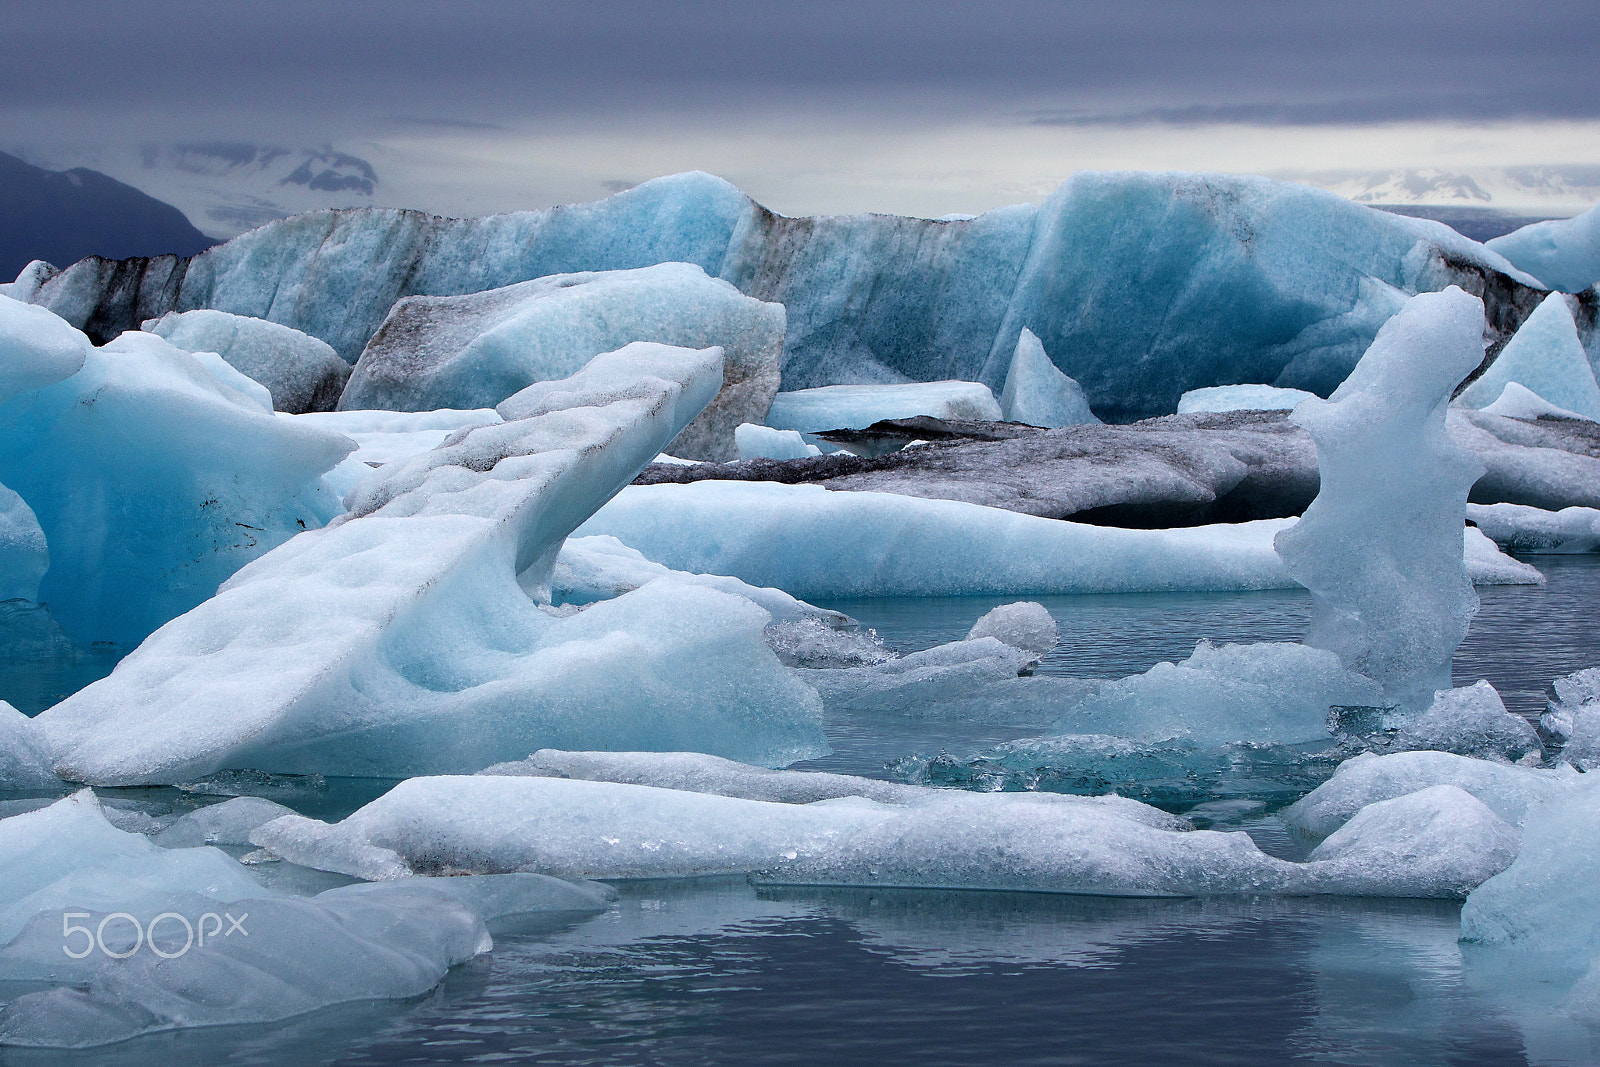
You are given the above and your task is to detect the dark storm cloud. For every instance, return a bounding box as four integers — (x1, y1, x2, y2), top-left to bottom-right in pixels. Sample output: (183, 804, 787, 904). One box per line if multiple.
(3, 0, 1597, 131)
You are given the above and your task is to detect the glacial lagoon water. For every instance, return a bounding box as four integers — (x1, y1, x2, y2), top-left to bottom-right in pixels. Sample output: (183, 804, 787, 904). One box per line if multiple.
(4, 556, 1600, 1065)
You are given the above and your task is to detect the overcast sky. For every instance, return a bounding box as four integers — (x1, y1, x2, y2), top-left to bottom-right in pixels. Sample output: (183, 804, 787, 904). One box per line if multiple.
(4, 0, 1598, 219)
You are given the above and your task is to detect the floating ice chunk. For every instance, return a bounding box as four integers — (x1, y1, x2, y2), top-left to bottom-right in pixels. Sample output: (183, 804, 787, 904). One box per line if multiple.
(144, 308, 352, 413)
(1177, 384, 1319, 413)
(0, 294, 87, 403)
(0, 792, 160, 913)
(799, 637, 1043, 714)
(37, 344, 825, 784)
(1468, 502, 1600, 553)
(765, 381, 1003, 433)
(1056, 640, 1382, 746)
(1461, 770, 1600, 959)
(999, 328, 1099, 427)
(1391, 681, 1543, 762)
(1477, 380, 1592, 422)
(965, 601, 1059, 655)
(1486, 201, 1600, 293)
(1544, 667, 1600, 770)
(1282, 751, 1574, 838)
(0, 485, 46, 604)
(153, 796, 299, 848)
(1303, 785, 1520, 899)
(1456, 294, 1600, 419)
(250, 775, 901, 881)
(734, 422, 823, 460)
(341, 263, 784, 462)
(1274, 287, 1488, 710)
(478, 749, 929, 805)
(0, 701, 56, 791)
(0, 883, 491, 1049)
(323, 872, 614, 931)
(0, 322, 354, 646)
(1462, 525, 1544, 584)
(763, 615, 895, 668)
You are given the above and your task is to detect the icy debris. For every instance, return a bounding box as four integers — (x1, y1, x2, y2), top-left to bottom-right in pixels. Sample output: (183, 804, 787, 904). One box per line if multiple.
(1477, 380, 1592, 422)
(0, 701, 57, 791)
(999, 328, 1099, 427)
(1468, 502, 1600, 553)
(765, 381, 1003, 433)
(36, 343, 826, 785)
(341, 263, 785, 461)
(1301, 785, 1520, 899)
(143, 308, 352, 413)
(0, 315, 354, 646)
(478, 749, 928, 805)
(1275, 288, 1489, 710)
(734, 422, 823, 460)
(763, 616, 895, 668)
(1177, 384, 1319, 413)
(1486, 200, 1600, 293)
(964, 601, 1059, 655)
(153, 796, 299, 848)
(1389, 681, 1543, 762)
(0, 294, 86, 403)
(1456, 293, 1600, 420)
(0, 485, 46, 604)
(1545, 667, 1600, 769)
(1462, 526, 1545, 585)
(1056, 640, 1382, 746)
(798, 637, 1044, 713)
(1282, 751, 1574, 838)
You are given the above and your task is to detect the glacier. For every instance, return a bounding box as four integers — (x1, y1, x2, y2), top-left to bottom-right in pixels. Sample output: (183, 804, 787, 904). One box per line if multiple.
(0, 301, 354, 646)
(1274, 288, 1489, 710)
(143, 308, 352, 413)
(341, 263, 786, 461)
(33, 343, 826, 785)
(21, 171, 1553, 421)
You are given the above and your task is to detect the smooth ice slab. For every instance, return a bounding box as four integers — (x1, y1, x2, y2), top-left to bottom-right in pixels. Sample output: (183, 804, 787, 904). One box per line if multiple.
(342, 262, 785, 461)
(765, 381, 1002, 433)
(1468, 502, 1600, 553)
(143, 308, 351, 413)
(1486, 200, 1600, 293)
(1455, 293, 1600, 420)
(734, 422, 823, 461)
(36, 343, 826, 784)
(0, 315, 354, 646)
(1274, 288, 1489, 709)
(1178, 384, 1319, 413)
(999, 328, 1099, 427)
(0, 295, 86, 402)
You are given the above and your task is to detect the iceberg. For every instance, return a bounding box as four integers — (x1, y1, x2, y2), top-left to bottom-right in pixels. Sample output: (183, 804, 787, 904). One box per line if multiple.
(579, 482, 1536, 599)
(0, 701, 56, 791)
(1485, 200, 1600, 293)
(1390, 680, 1543, 763)
(1455, 293, 1600, 420)
(734, 422, 823, 461)
(998, 328, 1099, 427)
(964, 601, 1059, 655)
(35, 343, 826, 785)
(341, 263, 786, 461)
(0, 310, 354, 646)
(1467, 502, 1600, 553)
(1544, 667, 1600, 770)
(143, 308, 352, 413)
(765, 381, 1003, 433)
(26, 172, 1546, 421)
(250, 772, 1503, 900)
(1478, 380, 1592, 421)
(1281, 751, 1574, 838)
(1274, 288, 1488, 710)
(1177, 384, 1319, 413)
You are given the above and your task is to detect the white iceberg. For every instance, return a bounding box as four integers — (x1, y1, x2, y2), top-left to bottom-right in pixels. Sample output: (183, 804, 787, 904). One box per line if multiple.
(1177, 384, 1319, 413)
(998, 328, 1099, 427)
(765, 381, 1002, 433)
(341, 262, 785, 461)
(1392, 680, 1543, 762)
(1468, 502, 1600, 553)
(1455, 293, 1600, 420)
(1478, 380, 1592, 422)
(143, 308, 352, 413)
(1486, 200, 1600, 293)
(1274, 287, 1489, 709)
(734, 422, 823, 460)
(35, 343, 826, 785)
(964, 601, 1059, 655)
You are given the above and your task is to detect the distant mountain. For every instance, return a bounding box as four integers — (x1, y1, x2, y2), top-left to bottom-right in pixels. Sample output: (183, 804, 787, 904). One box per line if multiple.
(1286, 166, 1600, 217)
(0, 152, 216, 279)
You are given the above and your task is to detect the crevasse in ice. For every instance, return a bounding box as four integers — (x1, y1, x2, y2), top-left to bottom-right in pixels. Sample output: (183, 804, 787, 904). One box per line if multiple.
(34, 342, 827, 785)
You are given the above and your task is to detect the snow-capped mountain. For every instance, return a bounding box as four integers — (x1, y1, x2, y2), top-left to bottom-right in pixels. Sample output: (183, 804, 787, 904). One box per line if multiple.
(1285, 166, 1600, 214)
